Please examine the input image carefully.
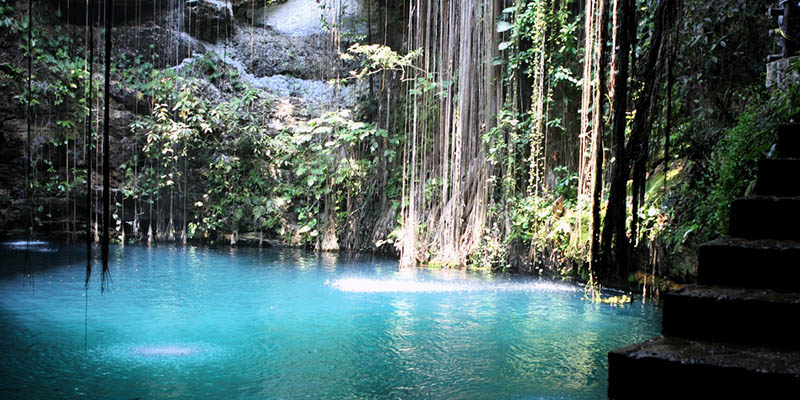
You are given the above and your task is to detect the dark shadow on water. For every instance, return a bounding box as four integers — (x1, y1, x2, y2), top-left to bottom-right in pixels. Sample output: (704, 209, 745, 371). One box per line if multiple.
(0, 241, 87, 278)
(0, 241, 402, 281)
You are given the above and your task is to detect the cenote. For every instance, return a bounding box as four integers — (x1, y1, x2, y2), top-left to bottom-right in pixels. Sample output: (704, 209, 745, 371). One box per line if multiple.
(0, 242, 660, 399)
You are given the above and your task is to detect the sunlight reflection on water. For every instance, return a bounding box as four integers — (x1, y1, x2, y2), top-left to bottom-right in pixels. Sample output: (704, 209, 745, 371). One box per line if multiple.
(99, 342, 226, 365)
(0, 245, 660, 399)
(131, 345, 200, 356)
(2, 241, 57, 252)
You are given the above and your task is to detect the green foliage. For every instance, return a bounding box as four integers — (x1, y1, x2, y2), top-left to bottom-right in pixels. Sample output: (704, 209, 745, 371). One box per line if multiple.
(471, 222, 507, 271)
(119, 48, 399, 246)
(552, 166, 578, 206)
(197, 51, 226, 83)
(0, 62, 21, 90)
(671, 83, 800, 250)
(19, 0, 782, 290)
(127, 62, 277, 241)
(0, 0, 18, 30)
(475, 0, 784, 283)
(341, 43, 422, 82)
(13, 16, 99, 228)
(475, 0, 586, 275)
(502, 0, 579, 86)
(282, 110, 392, 243)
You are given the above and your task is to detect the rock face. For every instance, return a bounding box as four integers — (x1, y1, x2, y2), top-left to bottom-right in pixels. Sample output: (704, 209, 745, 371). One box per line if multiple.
(0, 0, 375, 249)
(230, 27, 331, 80)
(608, 124, 800, 398)
(51, 0, 177, 25)
(113, 21, 202, 68)
(234, 0, 365, 38)
(0, 120, 27, 235)
(253, 0, 361, 36)
(221, 0, 365, 117)
(252, 74, 361, 115)
(766, 56, 800, 90)
(183, 0, 233, 43)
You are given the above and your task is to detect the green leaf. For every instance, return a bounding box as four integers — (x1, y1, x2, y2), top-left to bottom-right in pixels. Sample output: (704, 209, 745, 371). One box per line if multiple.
(497, 21, 514, 33)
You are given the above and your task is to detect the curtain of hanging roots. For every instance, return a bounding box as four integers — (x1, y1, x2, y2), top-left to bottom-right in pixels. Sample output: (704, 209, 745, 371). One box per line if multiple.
(399, 0, 493, 267)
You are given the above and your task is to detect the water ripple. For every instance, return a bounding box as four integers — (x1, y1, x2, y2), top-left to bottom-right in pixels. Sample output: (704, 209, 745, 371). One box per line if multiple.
(0, 245, 660, 400)
(330, 277, 581, 293)
(100, 342, 226, 365)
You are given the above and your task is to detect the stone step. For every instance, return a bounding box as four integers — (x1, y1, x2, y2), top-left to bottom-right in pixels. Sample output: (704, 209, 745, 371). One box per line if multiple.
(754, 158, 800, 196)
(608, 336, 800, 399)
(729, 196, 800, 240)
(661, 285, 800, 348)
(777, 124, 800, 158)
(697, 238, 800, 291)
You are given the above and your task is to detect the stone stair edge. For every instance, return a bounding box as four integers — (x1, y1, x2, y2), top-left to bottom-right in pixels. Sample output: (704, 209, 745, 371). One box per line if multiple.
(700, 237, 800, 250)
(668, 284, 800, 302)
(610, 336, 800, 375)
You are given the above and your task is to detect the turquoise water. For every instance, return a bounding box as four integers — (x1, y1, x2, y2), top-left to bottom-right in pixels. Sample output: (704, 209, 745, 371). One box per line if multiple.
(0, 242, 660, 399)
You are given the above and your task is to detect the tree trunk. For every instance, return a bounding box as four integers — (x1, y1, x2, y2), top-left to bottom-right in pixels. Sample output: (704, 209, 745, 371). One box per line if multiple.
(599, 0, 635, 280)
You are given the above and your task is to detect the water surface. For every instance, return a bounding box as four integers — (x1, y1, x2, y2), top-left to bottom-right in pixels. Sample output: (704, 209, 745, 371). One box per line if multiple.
(0, 243, 660, 399)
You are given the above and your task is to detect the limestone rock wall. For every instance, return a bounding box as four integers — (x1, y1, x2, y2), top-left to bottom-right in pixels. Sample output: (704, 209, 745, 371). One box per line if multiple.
(0, 0, 374, 247)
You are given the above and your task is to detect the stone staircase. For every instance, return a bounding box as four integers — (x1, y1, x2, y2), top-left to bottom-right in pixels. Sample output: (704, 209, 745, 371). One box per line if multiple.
(607, 125, 800, 398)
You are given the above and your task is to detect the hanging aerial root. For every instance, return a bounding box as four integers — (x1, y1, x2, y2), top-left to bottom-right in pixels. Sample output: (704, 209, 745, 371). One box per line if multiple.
(101, 0, 113, 292)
